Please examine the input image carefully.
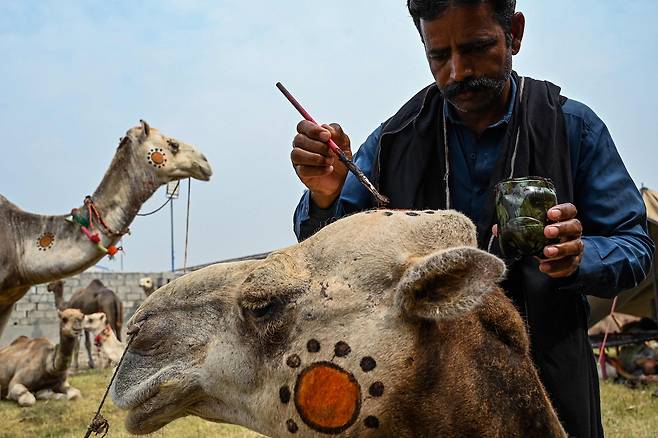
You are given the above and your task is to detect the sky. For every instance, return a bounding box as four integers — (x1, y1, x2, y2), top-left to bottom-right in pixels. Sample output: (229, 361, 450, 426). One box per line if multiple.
(1, 0, 657, 272)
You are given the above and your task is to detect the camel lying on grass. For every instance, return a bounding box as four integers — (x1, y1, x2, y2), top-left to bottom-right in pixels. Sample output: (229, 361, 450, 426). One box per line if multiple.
(111, 209, 565, 437)
(0, 309, 84, 406)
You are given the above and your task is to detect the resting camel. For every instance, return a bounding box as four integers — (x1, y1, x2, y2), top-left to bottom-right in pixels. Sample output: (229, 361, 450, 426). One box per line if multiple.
(0, 121, 212, 339)
(48, 279, 123, 369)
(83, 312, 124, 363)
(111, 209, 566, 437)
(0, 308, 84, 406)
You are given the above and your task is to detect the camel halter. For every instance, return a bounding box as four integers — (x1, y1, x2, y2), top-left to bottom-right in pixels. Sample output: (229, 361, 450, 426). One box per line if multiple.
(83, 323, 141, 438)
(66, 196, 128, 258)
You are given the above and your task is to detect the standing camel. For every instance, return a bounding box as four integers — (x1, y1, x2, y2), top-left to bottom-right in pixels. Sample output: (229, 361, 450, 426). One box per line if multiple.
(48, 279, 123, 369)
(0, 121, 212, 339)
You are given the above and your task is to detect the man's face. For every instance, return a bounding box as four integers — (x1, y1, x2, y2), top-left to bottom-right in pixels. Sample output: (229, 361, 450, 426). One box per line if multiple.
(420, 3, 516, 113)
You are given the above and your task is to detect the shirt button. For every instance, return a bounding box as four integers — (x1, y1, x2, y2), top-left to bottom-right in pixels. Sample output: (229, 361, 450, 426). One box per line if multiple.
(469, 153, 476, 160)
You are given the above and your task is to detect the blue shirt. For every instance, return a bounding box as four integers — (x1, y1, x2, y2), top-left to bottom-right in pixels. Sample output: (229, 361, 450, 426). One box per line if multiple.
(293, 82, 655, 299)
(446, 78, 517, 225)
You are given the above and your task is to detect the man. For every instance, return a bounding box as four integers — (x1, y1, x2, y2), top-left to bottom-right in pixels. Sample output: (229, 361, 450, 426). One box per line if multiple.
(290, 1, 654, 437)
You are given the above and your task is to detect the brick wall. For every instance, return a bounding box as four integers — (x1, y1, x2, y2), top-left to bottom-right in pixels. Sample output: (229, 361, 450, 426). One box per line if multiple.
(1, 270, 180, 346)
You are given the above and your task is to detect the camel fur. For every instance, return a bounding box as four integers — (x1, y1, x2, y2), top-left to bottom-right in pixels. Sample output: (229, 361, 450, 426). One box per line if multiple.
(0, 308, 84, 406)
(83, 312, 125, 363)
(111, 209, 566, 437)
(0, 121, 212, 340)
(48, 279, 123, 369)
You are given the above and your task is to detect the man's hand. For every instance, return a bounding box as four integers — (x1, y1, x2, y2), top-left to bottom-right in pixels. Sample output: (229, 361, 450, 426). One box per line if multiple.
(539, 203, 584, 278)
(491, 203, 584, 278)
(290, 121, 351, 208)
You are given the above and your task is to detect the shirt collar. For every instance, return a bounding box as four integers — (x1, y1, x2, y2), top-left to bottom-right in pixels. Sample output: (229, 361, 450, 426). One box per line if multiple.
(444, 77, 517, 129)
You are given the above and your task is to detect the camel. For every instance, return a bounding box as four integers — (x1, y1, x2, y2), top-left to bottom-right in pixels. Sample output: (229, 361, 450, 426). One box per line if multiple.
(111, 209, 566, 437)
(0, 120, 212, 340)
(0, 308, 84, 406)
(48, 279, 123, 369)
(83, 312, 124, 363)
(138, 277, 156, 297)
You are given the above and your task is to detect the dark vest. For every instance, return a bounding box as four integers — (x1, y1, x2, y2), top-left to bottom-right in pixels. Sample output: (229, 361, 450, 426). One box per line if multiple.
(373, 73, 602, 438)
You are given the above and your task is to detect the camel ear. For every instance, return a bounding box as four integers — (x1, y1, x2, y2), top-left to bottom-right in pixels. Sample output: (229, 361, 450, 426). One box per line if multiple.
(395, 247, 505, 321)
(140, 119, 151, 138)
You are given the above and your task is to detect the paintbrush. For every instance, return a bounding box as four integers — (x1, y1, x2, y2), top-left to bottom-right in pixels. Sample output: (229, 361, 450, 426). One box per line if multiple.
(276, 82, 389, 206)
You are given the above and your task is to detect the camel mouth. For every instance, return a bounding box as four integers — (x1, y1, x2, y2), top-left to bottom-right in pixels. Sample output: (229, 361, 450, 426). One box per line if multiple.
(111, 353, 195, 434)
(111, 365, 166, 410)
(193, 162, 213, 181)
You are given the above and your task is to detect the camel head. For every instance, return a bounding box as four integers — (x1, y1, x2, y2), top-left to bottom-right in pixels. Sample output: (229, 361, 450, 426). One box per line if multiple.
(120, 120, 212, 184)
(111, 210, 508, 436)
(58, 308, 84, 338)
(83, 312, 108, 334)
(138, 277, 155, 296)
(47, 280, 64, 293)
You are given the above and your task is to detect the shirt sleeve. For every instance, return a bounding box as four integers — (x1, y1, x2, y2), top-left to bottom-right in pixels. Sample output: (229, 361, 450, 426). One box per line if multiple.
(560, 100, 655, 298)
(293, 124, 384, 241)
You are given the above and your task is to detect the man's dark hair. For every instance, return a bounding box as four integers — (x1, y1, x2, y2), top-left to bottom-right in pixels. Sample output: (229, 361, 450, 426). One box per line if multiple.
(407, 0, 516, 44)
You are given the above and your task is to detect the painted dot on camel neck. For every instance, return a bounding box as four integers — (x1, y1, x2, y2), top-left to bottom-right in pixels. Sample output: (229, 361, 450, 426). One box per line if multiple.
(283, 339, 383, 434)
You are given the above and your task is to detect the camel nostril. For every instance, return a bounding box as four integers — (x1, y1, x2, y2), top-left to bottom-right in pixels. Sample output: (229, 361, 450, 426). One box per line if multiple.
(127, 319, 146, 337)
(201, 153, 208, 162)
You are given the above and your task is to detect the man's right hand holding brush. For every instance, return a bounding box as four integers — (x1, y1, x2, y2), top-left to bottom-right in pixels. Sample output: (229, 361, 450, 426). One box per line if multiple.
(291, 121, 353, 209)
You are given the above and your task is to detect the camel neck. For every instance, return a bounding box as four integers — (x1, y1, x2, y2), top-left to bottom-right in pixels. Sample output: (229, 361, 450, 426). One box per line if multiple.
(88, 145, 160, 243)
(53, 290, 65, 310)
(50, 333, 77, 373)
(12, 142, 160, 286)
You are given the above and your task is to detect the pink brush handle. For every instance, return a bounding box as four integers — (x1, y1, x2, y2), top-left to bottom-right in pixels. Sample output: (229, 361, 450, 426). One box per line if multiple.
(275, 82, 343, 156)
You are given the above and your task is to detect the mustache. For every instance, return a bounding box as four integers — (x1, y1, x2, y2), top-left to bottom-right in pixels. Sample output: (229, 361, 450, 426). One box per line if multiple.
(441, 76, 506, 99)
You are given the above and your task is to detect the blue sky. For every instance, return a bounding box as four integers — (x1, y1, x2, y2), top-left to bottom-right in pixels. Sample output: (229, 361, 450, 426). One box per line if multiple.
(1, 0, 657, 272)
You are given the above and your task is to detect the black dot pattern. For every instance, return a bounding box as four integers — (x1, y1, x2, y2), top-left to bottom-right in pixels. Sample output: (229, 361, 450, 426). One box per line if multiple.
(360, 356, 377, 372)
(286, 354, 301, 368)
(307, 339, 321, 353)
(286, 419, 299, 433)
(405, 211, 419, 216)
(364, 416, 380, 429)
(334, 341, 351, 357)
(369, 381, 384, 397)
(383, 211, 393, 216)
(279, 386, 291, 404)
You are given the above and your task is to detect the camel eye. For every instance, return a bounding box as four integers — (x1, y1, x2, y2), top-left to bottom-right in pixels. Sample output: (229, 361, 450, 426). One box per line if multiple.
(167, 139, 180, 153)
(63, 318, 68, 324)
(244, 299, 284, 321)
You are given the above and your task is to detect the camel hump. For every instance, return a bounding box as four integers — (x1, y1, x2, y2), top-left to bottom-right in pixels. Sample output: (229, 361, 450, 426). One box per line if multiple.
(9, 335, 29, 346)
(88, 279, 106, 289)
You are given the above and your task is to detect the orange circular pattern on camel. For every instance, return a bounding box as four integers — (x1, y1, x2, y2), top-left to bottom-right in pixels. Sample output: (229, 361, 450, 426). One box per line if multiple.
(37, 232, 55, 251)
(294, 361, 361, 434)
(150, 151, 165, 165)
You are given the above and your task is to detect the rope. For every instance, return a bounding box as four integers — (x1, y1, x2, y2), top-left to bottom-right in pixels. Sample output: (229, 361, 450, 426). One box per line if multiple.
(136, 180, 180, 217)
(597, 295, 619, 380)
(83, 335, 136, 438)
(183, 178, 191, 273)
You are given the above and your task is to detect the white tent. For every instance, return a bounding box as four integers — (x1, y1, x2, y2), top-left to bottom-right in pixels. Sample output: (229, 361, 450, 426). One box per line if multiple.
(588, 188, 658, 325)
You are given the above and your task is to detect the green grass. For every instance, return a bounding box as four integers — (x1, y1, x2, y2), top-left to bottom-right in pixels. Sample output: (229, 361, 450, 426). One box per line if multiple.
(0, 369, 262, 438)
(0, 370, 655, 437)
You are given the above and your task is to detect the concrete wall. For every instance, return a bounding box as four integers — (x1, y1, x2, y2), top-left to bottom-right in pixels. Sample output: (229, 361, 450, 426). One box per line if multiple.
(0, 270, 180, 346)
